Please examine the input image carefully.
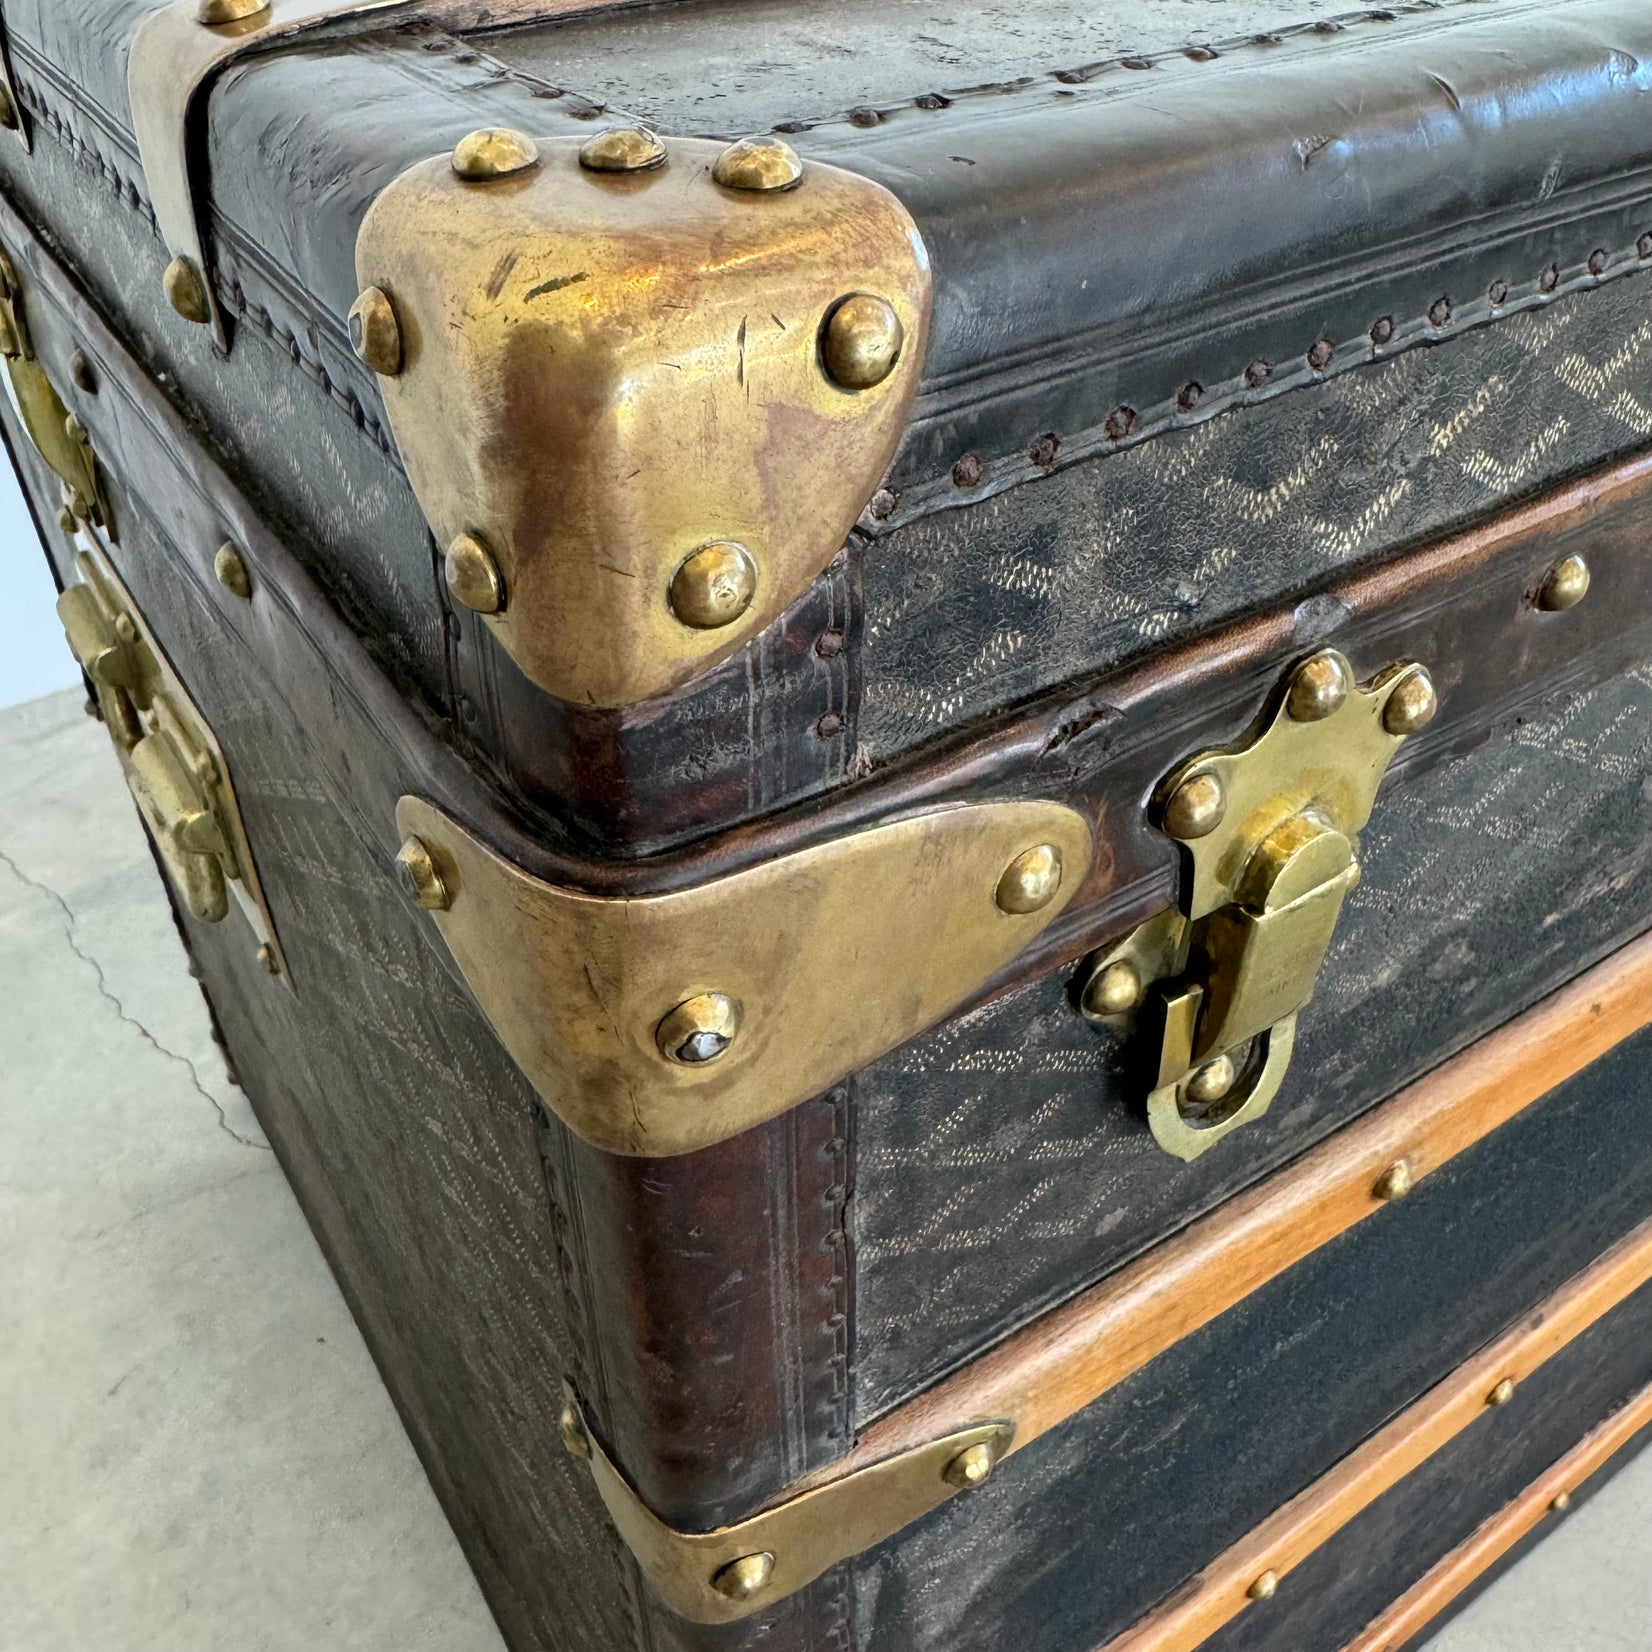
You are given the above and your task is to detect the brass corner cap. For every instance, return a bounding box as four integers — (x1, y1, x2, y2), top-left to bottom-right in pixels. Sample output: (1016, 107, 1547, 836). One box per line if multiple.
(396, 795, 1090, 1156)
(358, 135, 932, 707)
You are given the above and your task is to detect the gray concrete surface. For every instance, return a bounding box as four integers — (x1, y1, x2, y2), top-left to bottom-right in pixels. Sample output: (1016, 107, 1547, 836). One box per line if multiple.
(1, 683, 1649, 1651)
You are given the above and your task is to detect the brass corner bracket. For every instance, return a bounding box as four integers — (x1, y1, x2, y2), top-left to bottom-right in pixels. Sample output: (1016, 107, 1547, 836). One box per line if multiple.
(356, 128, 932, 707)
(1079, 649, 1437, 1160)
(561, 1386, 1013, 1623)
(395, 794, 1090, 1156)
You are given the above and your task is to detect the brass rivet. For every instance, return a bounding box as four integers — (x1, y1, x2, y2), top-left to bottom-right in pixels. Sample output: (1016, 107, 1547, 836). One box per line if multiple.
(669, 541, 757, 630)
(348, 286, 402, 376)
(1248, 1570, 1279, 1602)
(255, 943, 279, 975)
(162, 256, 211, 326)
(1373, 1160, 1414, 1201)
(0, 84, 17, 132)
(578, 126, 668, 173)
(559, 1403, 591, 1460)
(1487, 1377, 1516, 1407)
(995, 844, 1063, 915)
(1538, 553, 1590, 612)
(1383, 666, 1438, 736)
(445, 531, 506, 614)
(657, 993, 741, 1066)
(943, 1441, 999, 1489)
(452, 127, 541, 180)
(197, 0, 271, 21)
(1550, 1491, 1573, 1513)
(821, 294, 905, 392)
(1185, 1053, 1236, 1107)
(396, 836, 451, 912)
(56, 505, 77, 534)
(1082, 959, 1142, 1019)
(712, 1552, 775, 1602)
(1286, 651, 1350, 722)
(1164, 771, 1226, 841)
(712, 135, 804, 192)
(214, 543, 252, 601)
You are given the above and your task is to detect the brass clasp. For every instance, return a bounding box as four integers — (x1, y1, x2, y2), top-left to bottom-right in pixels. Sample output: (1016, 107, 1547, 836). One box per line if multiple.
(1079, 650, 1437, 1160)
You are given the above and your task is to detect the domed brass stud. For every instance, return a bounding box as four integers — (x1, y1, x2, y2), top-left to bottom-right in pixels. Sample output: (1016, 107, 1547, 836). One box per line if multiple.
(1487, 1377, 1516, 1407)
(348, 286, 402, 376)
(445, 531, 505, 614)
(1248, 1570, 1279, 1602)
(213, 543, 252, 601)
(821, 294, 905, 391)
(579, 126, 667, 173)
(656, 993, 741, 1066)
(713, 1552, 775, 1602)
(944, 1441, 999, 1489)
(1538, 553, 1591, 612)
(163, 256, 211, 325)
(558, 1403, 591, 1460)
(669, 541, 757, 630)
(995, 844, 1063, 914)
(395, 836, 450, 911)
(1163, 771, 1226, 841)
(1383, 666, 1438, 736)
(1286, 650, 1350, 722)
(1082, 959, 1142, 1019)
(1373, 1160, 1414, 1202)
(1185, 1053, 1236, 1107)
(452, 127, 540, 180)
(1550, 1491, 1572, 1514)
(712, 135, 803, 192)
(197, 0, 270, 22)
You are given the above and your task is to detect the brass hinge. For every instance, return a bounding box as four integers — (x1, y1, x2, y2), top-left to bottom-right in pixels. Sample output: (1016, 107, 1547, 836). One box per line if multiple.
(395, 794, 1091, 1157)
(56, 544, 289, 981)
(560, 1387, 1013, 1624)
(1078, 649, 1438, 1160)
(354, 128, 931, 707)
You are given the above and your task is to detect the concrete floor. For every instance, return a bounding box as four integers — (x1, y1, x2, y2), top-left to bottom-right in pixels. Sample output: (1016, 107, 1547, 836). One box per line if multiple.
(2, 685, 1648, 1651)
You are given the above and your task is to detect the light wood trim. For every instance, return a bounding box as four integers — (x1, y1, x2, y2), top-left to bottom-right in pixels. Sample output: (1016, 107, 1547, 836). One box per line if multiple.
(838, 929, 1652, 1477)
(1096, 1216, 1652, 1652)
(1343, 1379, 1652, 1652)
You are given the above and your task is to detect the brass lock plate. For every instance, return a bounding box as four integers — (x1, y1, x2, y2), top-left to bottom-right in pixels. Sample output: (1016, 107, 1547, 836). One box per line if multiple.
(1080, 649, 1436, 1160)
(56, 542, 288, 982)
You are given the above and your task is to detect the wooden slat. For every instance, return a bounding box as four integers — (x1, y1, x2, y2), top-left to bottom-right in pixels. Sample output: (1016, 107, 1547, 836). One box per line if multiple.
(834, 928, 1652, 1478)
(1342, 1381, 1652, 1652)
(1096, 1216, 1652, 1652)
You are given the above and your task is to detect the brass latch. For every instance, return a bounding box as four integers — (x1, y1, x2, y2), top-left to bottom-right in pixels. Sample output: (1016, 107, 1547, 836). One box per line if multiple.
(1079, 650, 1437, 1160)
(57, 545, 287, 978)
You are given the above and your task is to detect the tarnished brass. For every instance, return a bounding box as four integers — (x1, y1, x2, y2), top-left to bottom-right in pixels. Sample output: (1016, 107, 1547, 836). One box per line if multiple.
(712, 135, 804, 192)
(356, 134, 930, 707)
(445, 532, 505, 614)
(669, 542, 757, 630)
(213, 543, 251, 600)
(1538, 553, 1591, 611)
(396, 795, 1090, 1156)
(1373, 1160, 1415, 1201)
(943, 1441, 999, 1489)
(198, 0, 271, 21)
(563, 1385, 1013, 1623)
(395, 836, 450, 911)
(0, 83, 16, 131)
(1079, 651, 1430, 1159)
(162, 256, 211, 325)
(994, 843, 1064, 914)
(55, 545, 286, 976)
(579, 126, 667, 173)
(347, 286, 402, 376)
(1487, 1377, 1517, 1407)
(452, 126, 540, 180)
(129, 0, 414, 349)
(821, 293, 905, 390)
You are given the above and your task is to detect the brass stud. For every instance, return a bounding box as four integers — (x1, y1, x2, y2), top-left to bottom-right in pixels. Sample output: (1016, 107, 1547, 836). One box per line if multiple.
(197, 0, 271, 21)
(214, 543, 252, 601)
(656, 993, 741, 1066)
(669, 541, 757, 630)
(712, 1552, 775, 1602)
(0, 84, 16, 132)
(558, 1403, 591, 1460)
(1550, 1491, 1572, 1513)
(1185, 1053, 1236, 1107)
(1082, 959, 1142, 1019)
(943, 1441, 999, 1489)
(162, 256, 211, 326)
(1538, 553, 1591, 612)
(1383, 666, 1438, 736)
(821, 294, 905, 391)
(348, 286, 402, 376)
(1487, 1377, 1516, 1407)
(396, 836, 451, 912)
(1286, 651, 1350, 722)
(712, 135, 804, 192)
(255, 943, 279, 975)
(578, 126, 668, 173)
(445, 532, 506, 615)
(1373, 1160, 1414, 1201)
(1164, 771, 1226, 841)
(1248, 1570, 1279, 1602)
(451, 127, 540, 180)
(995, 844, 1063, 915)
